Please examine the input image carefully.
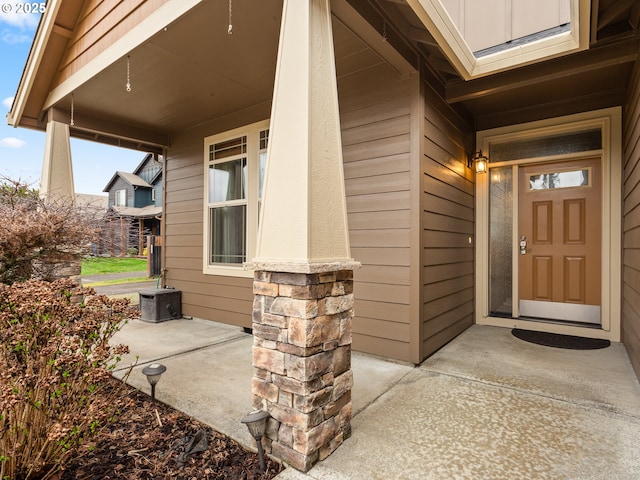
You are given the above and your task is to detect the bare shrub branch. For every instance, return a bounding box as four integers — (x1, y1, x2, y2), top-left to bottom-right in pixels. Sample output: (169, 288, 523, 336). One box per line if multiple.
(0, 279, 139, 479)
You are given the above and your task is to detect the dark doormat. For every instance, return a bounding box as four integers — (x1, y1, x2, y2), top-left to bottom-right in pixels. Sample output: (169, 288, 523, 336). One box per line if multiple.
(512, 329, 611, 350)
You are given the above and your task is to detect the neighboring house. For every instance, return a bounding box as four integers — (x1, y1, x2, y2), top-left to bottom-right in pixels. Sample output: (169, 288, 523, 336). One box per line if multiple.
(6, 1, 640, 381)
(103, 154, 162, 256)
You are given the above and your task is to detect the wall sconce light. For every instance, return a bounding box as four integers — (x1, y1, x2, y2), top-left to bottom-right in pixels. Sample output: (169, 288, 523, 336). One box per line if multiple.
(142, 363, 166, 402)
(241, 410, 270, 472)
(468, 150, 488, 174)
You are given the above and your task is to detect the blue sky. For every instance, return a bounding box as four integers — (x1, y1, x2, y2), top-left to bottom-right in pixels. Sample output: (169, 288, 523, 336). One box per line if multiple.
(0, 1, 144, 196)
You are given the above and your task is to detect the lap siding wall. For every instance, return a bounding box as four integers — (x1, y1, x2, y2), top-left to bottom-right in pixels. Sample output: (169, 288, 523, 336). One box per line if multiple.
(420, 80, 475, 360)
(163, 18, 478, 364)
(340, 62, 414, 362)
(622, 59, 640, 379)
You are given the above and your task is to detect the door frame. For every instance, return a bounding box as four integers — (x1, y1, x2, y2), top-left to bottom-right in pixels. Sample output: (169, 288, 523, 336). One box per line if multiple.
(475, 107, 622, 341)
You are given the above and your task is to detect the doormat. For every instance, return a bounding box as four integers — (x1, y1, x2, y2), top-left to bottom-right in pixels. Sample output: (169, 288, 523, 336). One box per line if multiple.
(511, 329, 610, 350)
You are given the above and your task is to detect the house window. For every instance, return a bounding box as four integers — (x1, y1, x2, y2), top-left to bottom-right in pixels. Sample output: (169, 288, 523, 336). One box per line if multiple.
(204, 120, 269, 276)
(115, 189, 126, 207)
(258, 128, 269, 222)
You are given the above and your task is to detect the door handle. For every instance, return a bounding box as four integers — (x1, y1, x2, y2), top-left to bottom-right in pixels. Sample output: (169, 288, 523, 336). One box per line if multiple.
(520, 235, 527, 255)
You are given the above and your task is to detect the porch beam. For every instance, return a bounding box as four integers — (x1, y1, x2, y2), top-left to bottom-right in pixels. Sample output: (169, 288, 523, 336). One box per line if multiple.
(475, 87, 626, 131)
(52, 23, 73, 39)
(446, 37, 639, 104)
(48, 107, 169, 153)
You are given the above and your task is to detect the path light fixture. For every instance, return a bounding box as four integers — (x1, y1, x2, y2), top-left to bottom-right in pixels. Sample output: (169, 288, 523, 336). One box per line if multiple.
(142, 363, 166, 402)
(241, 410, 270, 472)
(469, 150, 488, 174)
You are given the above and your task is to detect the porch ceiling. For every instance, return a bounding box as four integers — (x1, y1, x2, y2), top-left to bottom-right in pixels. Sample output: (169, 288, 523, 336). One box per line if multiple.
(53, 0, 283, 149)
(362, 0, 640, 130)
(14, 0, 640, 147)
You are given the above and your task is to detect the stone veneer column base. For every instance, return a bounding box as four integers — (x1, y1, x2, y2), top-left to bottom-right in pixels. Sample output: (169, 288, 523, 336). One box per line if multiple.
(251, 269, 354, 472)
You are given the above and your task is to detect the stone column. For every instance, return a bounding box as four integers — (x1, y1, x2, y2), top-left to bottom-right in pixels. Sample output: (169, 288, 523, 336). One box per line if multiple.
(252, 269, 354, 471)
(248, 0, 359, 471)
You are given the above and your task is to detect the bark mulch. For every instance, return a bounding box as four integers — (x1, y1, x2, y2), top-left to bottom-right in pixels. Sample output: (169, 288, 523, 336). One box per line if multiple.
(61, 378, 283, 480)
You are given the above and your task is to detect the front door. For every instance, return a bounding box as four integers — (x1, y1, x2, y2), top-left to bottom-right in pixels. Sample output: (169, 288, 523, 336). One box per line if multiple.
(518, 157, 602, 324)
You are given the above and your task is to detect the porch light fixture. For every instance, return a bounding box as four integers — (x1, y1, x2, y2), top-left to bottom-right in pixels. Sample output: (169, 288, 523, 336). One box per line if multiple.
(241, 410, 270, 472)
(142, 363, 166, 402)
(469, 150, 488, 174)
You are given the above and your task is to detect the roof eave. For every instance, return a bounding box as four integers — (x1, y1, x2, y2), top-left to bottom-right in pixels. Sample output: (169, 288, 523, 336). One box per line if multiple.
(7, 0, 62, 128)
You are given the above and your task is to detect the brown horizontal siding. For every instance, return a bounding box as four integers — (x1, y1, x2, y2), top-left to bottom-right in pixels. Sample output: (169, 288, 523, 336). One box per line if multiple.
(338, 60, 413, 362)
(424, 248, 474, 266)
(351, 247, 409, 265)
(354, 283, 410, 304)
(54, 0, 169, 87)
(344, 154, 410, 179)
(160, 25, 415, 361)
(420, 80, 474, 360)
(163, 103, 270, 328)
(355, 300, 410, 323)
(350, 229, 410, 248)
(348, 209, 410, 230)
(347, 190, 411, 213)
(622, 59, 640, 380)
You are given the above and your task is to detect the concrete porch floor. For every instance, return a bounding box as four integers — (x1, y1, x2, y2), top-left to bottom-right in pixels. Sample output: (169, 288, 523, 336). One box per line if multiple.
(112, 320, 640, 479)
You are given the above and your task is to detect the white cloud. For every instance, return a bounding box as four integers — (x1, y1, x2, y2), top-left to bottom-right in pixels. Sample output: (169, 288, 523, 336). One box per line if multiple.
(0, 137, 26, 148)
(2, 96, 14, 109)
(0, 2, 43, 30)
(1, 29, 31, 44)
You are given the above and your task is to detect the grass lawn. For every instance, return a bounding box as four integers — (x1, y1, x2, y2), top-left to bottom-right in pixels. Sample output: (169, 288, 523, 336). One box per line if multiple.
(81, 257, 148, 276)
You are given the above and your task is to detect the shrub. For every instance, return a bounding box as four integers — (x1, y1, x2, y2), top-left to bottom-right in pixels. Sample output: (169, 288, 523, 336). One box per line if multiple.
(0, 279, 138, 479)
(0, 177, 110, 285)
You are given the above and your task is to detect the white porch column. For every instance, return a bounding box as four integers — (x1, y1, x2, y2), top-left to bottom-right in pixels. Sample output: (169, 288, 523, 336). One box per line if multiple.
(249, 0, 358, 472)
(41, 120, 75, 202)
(254, 0, 354, 270)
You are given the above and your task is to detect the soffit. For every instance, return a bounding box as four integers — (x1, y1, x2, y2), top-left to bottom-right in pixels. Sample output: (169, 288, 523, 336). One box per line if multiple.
(50, 0, 283, 141)
(18, 0, 394, 151)
(358, 0, 639, 129)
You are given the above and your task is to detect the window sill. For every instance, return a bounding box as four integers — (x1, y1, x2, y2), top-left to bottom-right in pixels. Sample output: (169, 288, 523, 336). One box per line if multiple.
(203, 265, 253, 278)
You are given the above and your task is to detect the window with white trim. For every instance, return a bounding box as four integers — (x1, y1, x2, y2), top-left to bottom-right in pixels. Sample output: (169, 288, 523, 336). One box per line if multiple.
(115, 189, 126, 207)
(204, 120, 269, 277)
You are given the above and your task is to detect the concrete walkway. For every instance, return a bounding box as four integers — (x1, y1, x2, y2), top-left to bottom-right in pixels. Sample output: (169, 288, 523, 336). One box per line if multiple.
(111, 318, 640, 479)
(82, 271, 157, 298)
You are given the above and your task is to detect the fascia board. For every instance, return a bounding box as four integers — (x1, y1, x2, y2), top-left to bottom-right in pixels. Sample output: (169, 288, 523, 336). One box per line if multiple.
(406, 0, 476, 79)
(7, 0, 62, 127)
(407, 0, 589, 80)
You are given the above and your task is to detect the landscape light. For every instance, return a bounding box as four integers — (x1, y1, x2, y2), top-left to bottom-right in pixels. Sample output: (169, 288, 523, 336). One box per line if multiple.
(241, 410, 270, 472)
(141, 363, 166, 402)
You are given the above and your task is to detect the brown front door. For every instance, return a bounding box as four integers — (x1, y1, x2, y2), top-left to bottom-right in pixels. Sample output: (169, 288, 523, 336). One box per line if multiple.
(518, 157, 602, 324)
